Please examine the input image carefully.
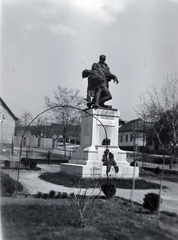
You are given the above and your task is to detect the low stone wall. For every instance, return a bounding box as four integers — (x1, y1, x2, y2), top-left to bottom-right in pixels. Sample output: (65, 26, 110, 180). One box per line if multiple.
(143, 166, 178, 176)
(14, 136, 53, 149)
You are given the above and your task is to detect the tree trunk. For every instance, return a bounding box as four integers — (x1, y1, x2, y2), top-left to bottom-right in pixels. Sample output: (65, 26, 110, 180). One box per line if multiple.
(170, 130, 176, 169)
(63, 137, 67, 159)
(170, 150, 175, 169)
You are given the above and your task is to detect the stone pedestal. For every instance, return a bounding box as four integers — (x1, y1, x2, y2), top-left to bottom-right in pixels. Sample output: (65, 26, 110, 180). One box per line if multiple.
(60, 108, 139, 178)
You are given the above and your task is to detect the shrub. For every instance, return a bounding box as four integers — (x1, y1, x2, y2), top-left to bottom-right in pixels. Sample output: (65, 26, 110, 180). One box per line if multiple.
(34, 191, 69, 199)
(4, 160, 10, 168)
(70, 186, 100, 228)
(143, 193, 161, 212)
(30, 161, 37, 169)
(49, 190, 56, 198)
(101, 183, 116, 198)
(21, 158, 37, 168)
(0, 171, 23, 196)
(56, 192, 62, 199)
(35, 191, 43, 198)
(69, 192, 75, 198)
(21, 158, 29, 166)
(154, 167, 161, 176)
(42, 193, 49, 199)
(61, 192, 68, 199)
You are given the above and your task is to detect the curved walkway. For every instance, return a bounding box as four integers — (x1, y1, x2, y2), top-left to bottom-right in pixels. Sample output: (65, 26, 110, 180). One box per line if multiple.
(1, 165, 178, 214)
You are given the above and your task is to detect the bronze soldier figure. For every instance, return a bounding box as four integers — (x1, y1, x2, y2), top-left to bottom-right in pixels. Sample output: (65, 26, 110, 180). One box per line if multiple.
(82, 55, 119, 109)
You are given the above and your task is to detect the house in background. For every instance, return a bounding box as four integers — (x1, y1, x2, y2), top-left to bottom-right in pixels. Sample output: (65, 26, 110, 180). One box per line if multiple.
(0, 97, 18, 146)
(119, 118, 126, 127)
(119, 119, 146, 152)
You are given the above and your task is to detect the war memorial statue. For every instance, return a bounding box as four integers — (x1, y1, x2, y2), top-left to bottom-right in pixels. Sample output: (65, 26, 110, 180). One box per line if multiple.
(60, 55, 139, 179)
(82, 55, 119, 109)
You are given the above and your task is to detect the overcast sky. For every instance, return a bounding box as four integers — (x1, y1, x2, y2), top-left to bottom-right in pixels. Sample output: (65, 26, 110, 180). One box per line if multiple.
(1, 0, 178, 121)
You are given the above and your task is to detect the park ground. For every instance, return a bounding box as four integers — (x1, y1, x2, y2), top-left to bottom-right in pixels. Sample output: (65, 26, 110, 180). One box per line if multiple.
(1, 145, 178, 240)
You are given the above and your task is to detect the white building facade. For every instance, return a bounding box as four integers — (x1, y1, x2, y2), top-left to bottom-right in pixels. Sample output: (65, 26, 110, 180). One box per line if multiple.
(0, 98, 18, 145)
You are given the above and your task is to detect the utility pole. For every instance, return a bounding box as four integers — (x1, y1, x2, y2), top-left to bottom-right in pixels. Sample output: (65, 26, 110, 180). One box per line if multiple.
(142, 120, 146, 167)
(130, 121, 137, 207)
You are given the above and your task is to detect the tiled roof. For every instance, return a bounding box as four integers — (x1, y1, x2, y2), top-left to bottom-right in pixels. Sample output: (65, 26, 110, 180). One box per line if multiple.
(119, 119, 144, 132)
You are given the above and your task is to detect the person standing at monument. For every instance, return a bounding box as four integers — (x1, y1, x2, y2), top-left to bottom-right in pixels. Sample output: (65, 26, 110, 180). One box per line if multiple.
(47, 150, 52, 165)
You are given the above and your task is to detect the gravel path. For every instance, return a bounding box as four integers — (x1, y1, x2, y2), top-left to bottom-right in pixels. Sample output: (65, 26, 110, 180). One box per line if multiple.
(1, 164, 178, 214)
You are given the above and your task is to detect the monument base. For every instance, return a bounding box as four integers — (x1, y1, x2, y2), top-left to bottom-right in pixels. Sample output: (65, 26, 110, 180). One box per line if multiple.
(60, 146, 139, 178)
(60, 163, 139, 178)
(60, 108, 139, 178)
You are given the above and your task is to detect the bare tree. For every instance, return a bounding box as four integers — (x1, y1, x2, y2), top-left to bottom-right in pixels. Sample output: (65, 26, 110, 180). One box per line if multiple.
(15, 118, 23, 127)
(20, 111, 33, 127)
(137, 72, 178, 169)
(44, 86, 85, 158)
(32, 116, 51, 137)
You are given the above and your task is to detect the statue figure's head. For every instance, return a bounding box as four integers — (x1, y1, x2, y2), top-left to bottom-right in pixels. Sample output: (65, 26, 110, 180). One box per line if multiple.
(99, 55, 106, 63)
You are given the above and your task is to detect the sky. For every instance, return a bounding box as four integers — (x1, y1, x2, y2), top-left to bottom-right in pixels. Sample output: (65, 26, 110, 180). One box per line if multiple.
(1, 0, 178, 121)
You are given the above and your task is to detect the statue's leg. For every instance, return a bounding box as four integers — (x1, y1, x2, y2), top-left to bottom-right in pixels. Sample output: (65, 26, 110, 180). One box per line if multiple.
(84, 79, 92, 102)
(86, 94, 92, 102)
(93, 88, 102, 109)
(87, 101, 93, 108)
(83, 94, 92, 103)
(85, 93, 93, 108)
(99, 85, 112, 106)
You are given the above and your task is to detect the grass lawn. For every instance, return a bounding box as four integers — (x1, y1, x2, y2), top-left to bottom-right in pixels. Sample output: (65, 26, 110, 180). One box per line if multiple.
(38, 171, 166, 189)
(1, 196, 178, 240)
(1, 168, 178, 240)
(1, 170, 178, 240)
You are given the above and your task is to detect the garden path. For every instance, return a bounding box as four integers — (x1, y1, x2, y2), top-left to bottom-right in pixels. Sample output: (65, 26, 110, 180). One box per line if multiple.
(1, 164, 178, 214)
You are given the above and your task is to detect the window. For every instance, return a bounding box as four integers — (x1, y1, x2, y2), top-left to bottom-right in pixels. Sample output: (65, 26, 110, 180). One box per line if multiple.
(130, 134, 133, 142)
(120, 135, 123, 142)
(126, 135, 128, 142)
